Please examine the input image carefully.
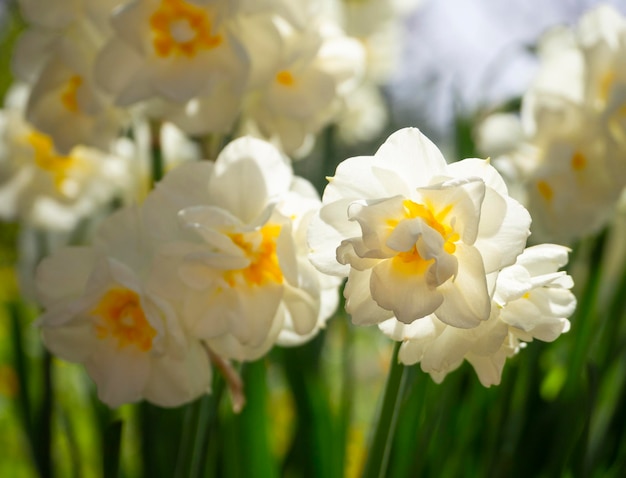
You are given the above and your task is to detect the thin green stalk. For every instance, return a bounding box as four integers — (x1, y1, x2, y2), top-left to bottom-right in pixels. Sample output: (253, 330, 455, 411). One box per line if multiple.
(362, 342, 408, 478)
(35, 350, 54, 478)
(338, 317, 354, 475)
(595, 258, 626, 365)
(565, 231, 606, 397)
(8, 301, 36, 465)
(58, 402, 82, 478)
(188, 376, 225, 478)
(174, 400, 202, 478)
(149, 120, 164, 186)
(235, 360, 278, 478)
(103, 420, 123, 478)
(280, 334, 340, 478)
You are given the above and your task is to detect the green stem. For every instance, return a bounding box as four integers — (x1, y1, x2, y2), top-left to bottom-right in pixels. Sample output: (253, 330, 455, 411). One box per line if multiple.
(174, 401, 201, 478)
(235, 360, 278, 478)
(338, 318, 354, 475)
(188, 376, 225, 478)
(362, 342, 407, 478)
(103, 420, 123, 478)
(9, 302, 35, 466)
(35, 350, 54, 478)
(565, 231, 606, 396)
(149, 120, 164, 186)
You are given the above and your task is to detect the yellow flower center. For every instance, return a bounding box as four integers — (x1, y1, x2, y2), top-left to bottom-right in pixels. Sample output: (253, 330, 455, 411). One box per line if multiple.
(537, 180, 553, 203)
(276, 70, 296, 87)
(149, 0, 222, 58)
(223, 224, 283, 287)
(92, 288, 157, 352)
(600, 70, 615, 101)
(25, 131, 79, 194)
(60, 75, 83, 113)
(388, 199, 459, 275)
(571, 151, 586, 171)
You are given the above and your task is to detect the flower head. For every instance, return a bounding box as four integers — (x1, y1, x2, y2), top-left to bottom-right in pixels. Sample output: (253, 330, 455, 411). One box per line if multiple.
(309, 127, 531, 328)
(0, 85, 130, 231)
(143, 136, 340, 361)
(381, 244, 575, 386)
(36, 207, 212, 407)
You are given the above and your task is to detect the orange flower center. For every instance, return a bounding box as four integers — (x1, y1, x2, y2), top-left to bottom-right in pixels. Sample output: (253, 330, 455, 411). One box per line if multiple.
(276, 70, 296, 87)
(571, 151, 586, 171)
(223, 224, 283, 287)
(388, 199, 459, 275)
(92, 288, 157, 352)
(537, 180, 553, 203)
(25, 131, 79, 194)
(149, 0, 222, 58)
(60, 75, 83, 113)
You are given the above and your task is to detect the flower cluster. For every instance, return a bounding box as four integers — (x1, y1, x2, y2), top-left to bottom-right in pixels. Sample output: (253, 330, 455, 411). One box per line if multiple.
(310, 127, 575, 384)
(35, 137, 340, 407)
(14, 0, 578, 406)
(479, 4, 626, 243)
(12, 0, 366, 156)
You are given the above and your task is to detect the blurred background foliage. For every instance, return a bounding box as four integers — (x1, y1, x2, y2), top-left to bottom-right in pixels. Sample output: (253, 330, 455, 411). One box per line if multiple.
(2, 0, 626, 477)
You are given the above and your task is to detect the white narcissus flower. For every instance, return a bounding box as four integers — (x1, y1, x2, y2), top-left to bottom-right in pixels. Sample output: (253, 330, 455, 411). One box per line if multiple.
(309, 127, 531, 329)
(241, 16, 365, 155)
(14, 0, 126, 153)
(95, 0, 250, 107)
(143, 136, 340, 361)
(483, 5, 626, 244)
(0, 85, 130, 231)
(36, 207, 212, 408)
(381, 244, 575, 386)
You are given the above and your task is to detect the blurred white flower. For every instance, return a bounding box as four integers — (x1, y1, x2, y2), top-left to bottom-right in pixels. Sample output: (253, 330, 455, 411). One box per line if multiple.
(390, 0, 626, 143)
(241, 16, 365, 155)
(143, 136, 340, 361)
(0, 85, 130, 231)
(36, 206, 212, 407)
(381, 244, 575, 386)
(95, 0, 250, 107)
(482, 4, 626, 243)
(13, 0, 125, 153)
(309, 127, 530, 328)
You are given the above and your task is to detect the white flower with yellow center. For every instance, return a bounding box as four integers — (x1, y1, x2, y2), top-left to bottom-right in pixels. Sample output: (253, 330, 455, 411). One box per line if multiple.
(95, 0, 249, 106)
(0, 85, 129, 231)
(309, 127, 531, 328)
(36, 207, 211, 407)
(381, 244, 575, 386)
(143, 136, 339, 361)
(241, 16, 365, 155)
(483, 5, 626, 243)
(13, 0, 125, 153)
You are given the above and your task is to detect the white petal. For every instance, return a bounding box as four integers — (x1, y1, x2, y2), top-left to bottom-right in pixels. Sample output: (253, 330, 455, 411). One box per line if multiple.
(210, 136, 292, 223)
(374, 127, 447, 187)
(144, 340, 212, 407)
(35, 246, 97, 306)
(85, 347, 150, 408)
(370, 259, 444, 324)
(435, 244, 490, 328)
(344, 268, 394, 325)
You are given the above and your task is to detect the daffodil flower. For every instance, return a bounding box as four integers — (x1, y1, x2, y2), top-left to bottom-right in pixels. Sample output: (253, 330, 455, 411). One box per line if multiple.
(36, 207, 211, 407)
(95, 0, 250, 106)
(309, 127, 531, 328)
(143, 136, 339, 361)
(380, 244, 575, 386)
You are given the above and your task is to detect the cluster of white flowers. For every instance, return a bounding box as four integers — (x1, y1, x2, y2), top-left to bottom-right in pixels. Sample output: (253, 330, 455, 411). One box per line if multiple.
(36, 136, 340, 407)
(11, 0, 366, 157)
(310, 127, 575, 385)
(8, 0, 578, 406)
(0, 85, 131, 232)
(478, 4, 626, 243)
